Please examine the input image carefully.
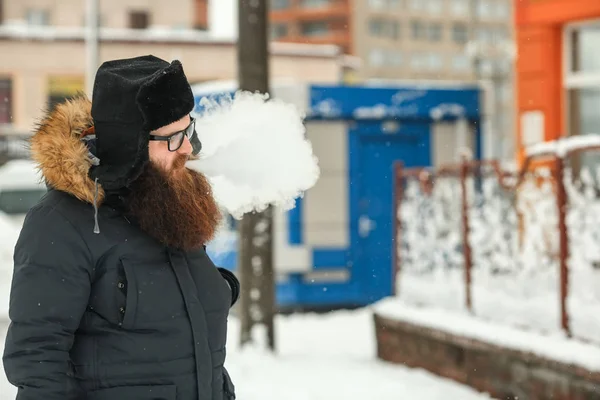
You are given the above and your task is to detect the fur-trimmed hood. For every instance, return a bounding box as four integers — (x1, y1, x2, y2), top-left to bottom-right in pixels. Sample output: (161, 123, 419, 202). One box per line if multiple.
(30, 96, 105, 205)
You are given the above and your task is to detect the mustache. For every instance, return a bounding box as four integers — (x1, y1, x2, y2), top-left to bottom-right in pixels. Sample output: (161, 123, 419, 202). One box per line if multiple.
(172, 154, 189, 170)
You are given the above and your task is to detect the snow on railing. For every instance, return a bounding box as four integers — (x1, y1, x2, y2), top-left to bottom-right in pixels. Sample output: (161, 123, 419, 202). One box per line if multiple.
(394, 135, 600, 343)
(526, 134, 600, 158)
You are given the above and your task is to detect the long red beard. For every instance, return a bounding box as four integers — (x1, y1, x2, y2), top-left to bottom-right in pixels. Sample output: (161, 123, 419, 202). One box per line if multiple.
(125, 158, 222, 251)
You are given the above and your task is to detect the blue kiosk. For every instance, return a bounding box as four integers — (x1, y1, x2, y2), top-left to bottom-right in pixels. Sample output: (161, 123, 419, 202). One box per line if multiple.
(192, 82, 482, 310)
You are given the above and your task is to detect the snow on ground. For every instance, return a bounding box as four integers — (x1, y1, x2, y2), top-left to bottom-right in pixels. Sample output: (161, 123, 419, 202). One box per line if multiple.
(0, 308, 493, 400)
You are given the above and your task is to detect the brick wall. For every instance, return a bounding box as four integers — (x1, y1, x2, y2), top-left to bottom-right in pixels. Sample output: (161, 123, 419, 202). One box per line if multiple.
(374, 313, 600, 400)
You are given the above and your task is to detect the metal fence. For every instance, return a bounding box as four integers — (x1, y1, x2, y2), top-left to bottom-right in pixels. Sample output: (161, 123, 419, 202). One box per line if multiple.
(393, 141, 600, 343)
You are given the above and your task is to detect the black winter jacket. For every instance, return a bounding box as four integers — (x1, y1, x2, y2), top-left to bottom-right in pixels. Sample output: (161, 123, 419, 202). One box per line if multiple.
(3, 97, 238, 400)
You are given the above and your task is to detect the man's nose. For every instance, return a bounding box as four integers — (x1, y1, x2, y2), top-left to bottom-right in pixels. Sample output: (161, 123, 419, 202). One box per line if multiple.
(178, 135, 193, 156)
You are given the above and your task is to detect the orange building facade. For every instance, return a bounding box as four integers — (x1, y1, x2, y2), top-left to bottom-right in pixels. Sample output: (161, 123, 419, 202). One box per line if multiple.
(515, 0, 600, 164)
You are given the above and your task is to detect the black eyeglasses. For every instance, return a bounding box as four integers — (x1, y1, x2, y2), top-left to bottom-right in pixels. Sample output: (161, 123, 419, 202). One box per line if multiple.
(148, 117, 202, 155)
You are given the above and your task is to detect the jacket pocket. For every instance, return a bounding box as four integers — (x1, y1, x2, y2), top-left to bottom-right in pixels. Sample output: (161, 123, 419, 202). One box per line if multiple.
(87, 384, 176, 400)
(119, 258, 139, 329)
(118, 258, 187, 328)
(223, 368, 236, 400)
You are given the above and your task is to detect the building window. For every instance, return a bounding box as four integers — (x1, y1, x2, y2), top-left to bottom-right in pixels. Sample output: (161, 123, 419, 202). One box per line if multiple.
(477, 0, 492, 19)
(409, 0, 425, 12)
(129, 11, 149, 29)
(369, 18, 400, 39)
(476, 27, 493, 43)
(411, 20, 426, 39)
(452, 54, 470, 71)
(389, 0, 402, 8)
(0, 78, 12, 125)
(369, 48, 386, 67)
(300, 0, 330, 7)
(270, 23, 288, 39)
(26, 9, 50, 26)
(565, 23, 600, 171)
(301, 21, 329, 36)
(369, 49, 403, 67)
(427, 0, 443, 15)
(568, 88, 600, 171)
(570, 24, 600, 74)
(47, 76, 84, 112)
(450, 0, 469, 16)
(368, 0, 386, 8)
(271, 0, 290, 9)
(426, 53, 443, 70)
(369, 19, 384, 36)
(428, 23, 442, 41)
(410, 52, 427, 70)
(495, 0, 510, 19)
(452, 23, 468, 44)
(369, 0, 403, 8)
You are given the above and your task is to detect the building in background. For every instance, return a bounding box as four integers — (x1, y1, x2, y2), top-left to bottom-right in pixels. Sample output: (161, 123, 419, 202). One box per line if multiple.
(270, 0, 352, 54)
(515, 1, 600, 169)
(0, 0, 345, 153)
(0, 0, 517, 161)
(268, 0, 516, 161)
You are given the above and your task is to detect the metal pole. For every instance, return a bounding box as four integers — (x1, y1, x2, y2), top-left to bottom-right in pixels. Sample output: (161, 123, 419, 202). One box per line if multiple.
(492, 71, 504, 160)
(554, 157, 571, 337)
(85, 0, 99, 98)
(460, 156, 473, 312)
(392, 162, 404, 296)
(237, 0, 276, 351)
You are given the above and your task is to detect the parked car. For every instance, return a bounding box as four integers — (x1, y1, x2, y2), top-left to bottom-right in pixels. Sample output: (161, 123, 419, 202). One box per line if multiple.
(0, 159, 47, 225)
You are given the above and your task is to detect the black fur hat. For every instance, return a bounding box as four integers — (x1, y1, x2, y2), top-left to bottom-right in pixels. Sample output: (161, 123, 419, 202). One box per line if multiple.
(88, 55, 195, 191)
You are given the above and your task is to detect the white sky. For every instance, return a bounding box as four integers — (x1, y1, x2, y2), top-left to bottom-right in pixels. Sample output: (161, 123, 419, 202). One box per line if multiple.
(208, 0, 238, 40)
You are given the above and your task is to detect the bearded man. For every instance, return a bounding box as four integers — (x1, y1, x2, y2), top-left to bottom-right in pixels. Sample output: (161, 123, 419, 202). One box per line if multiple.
(2, 55, 239, 400)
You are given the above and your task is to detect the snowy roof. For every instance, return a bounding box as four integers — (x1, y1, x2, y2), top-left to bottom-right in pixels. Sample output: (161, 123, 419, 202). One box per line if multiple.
(0, 25, 340, 58)
(364, 78, 481, 90)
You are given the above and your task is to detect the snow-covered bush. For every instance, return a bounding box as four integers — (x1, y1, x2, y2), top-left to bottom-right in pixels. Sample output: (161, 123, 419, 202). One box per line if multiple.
(468, 167, 561, 335)
(397, 173, 465, 311)
(396, 163, 600, 343)
(564, 167, 600, 343)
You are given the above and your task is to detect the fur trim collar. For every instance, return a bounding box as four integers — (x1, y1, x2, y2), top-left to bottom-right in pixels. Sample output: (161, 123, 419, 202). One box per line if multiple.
(30, 95, 105, 205)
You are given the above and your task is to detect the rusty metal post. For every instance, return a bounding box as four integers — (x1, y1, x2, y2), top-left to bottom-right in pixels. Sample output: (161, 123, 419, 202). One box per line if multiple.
(553, 157, 571, 337)
(392, 162, 404, 296)
(460, 157, 473, 312)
